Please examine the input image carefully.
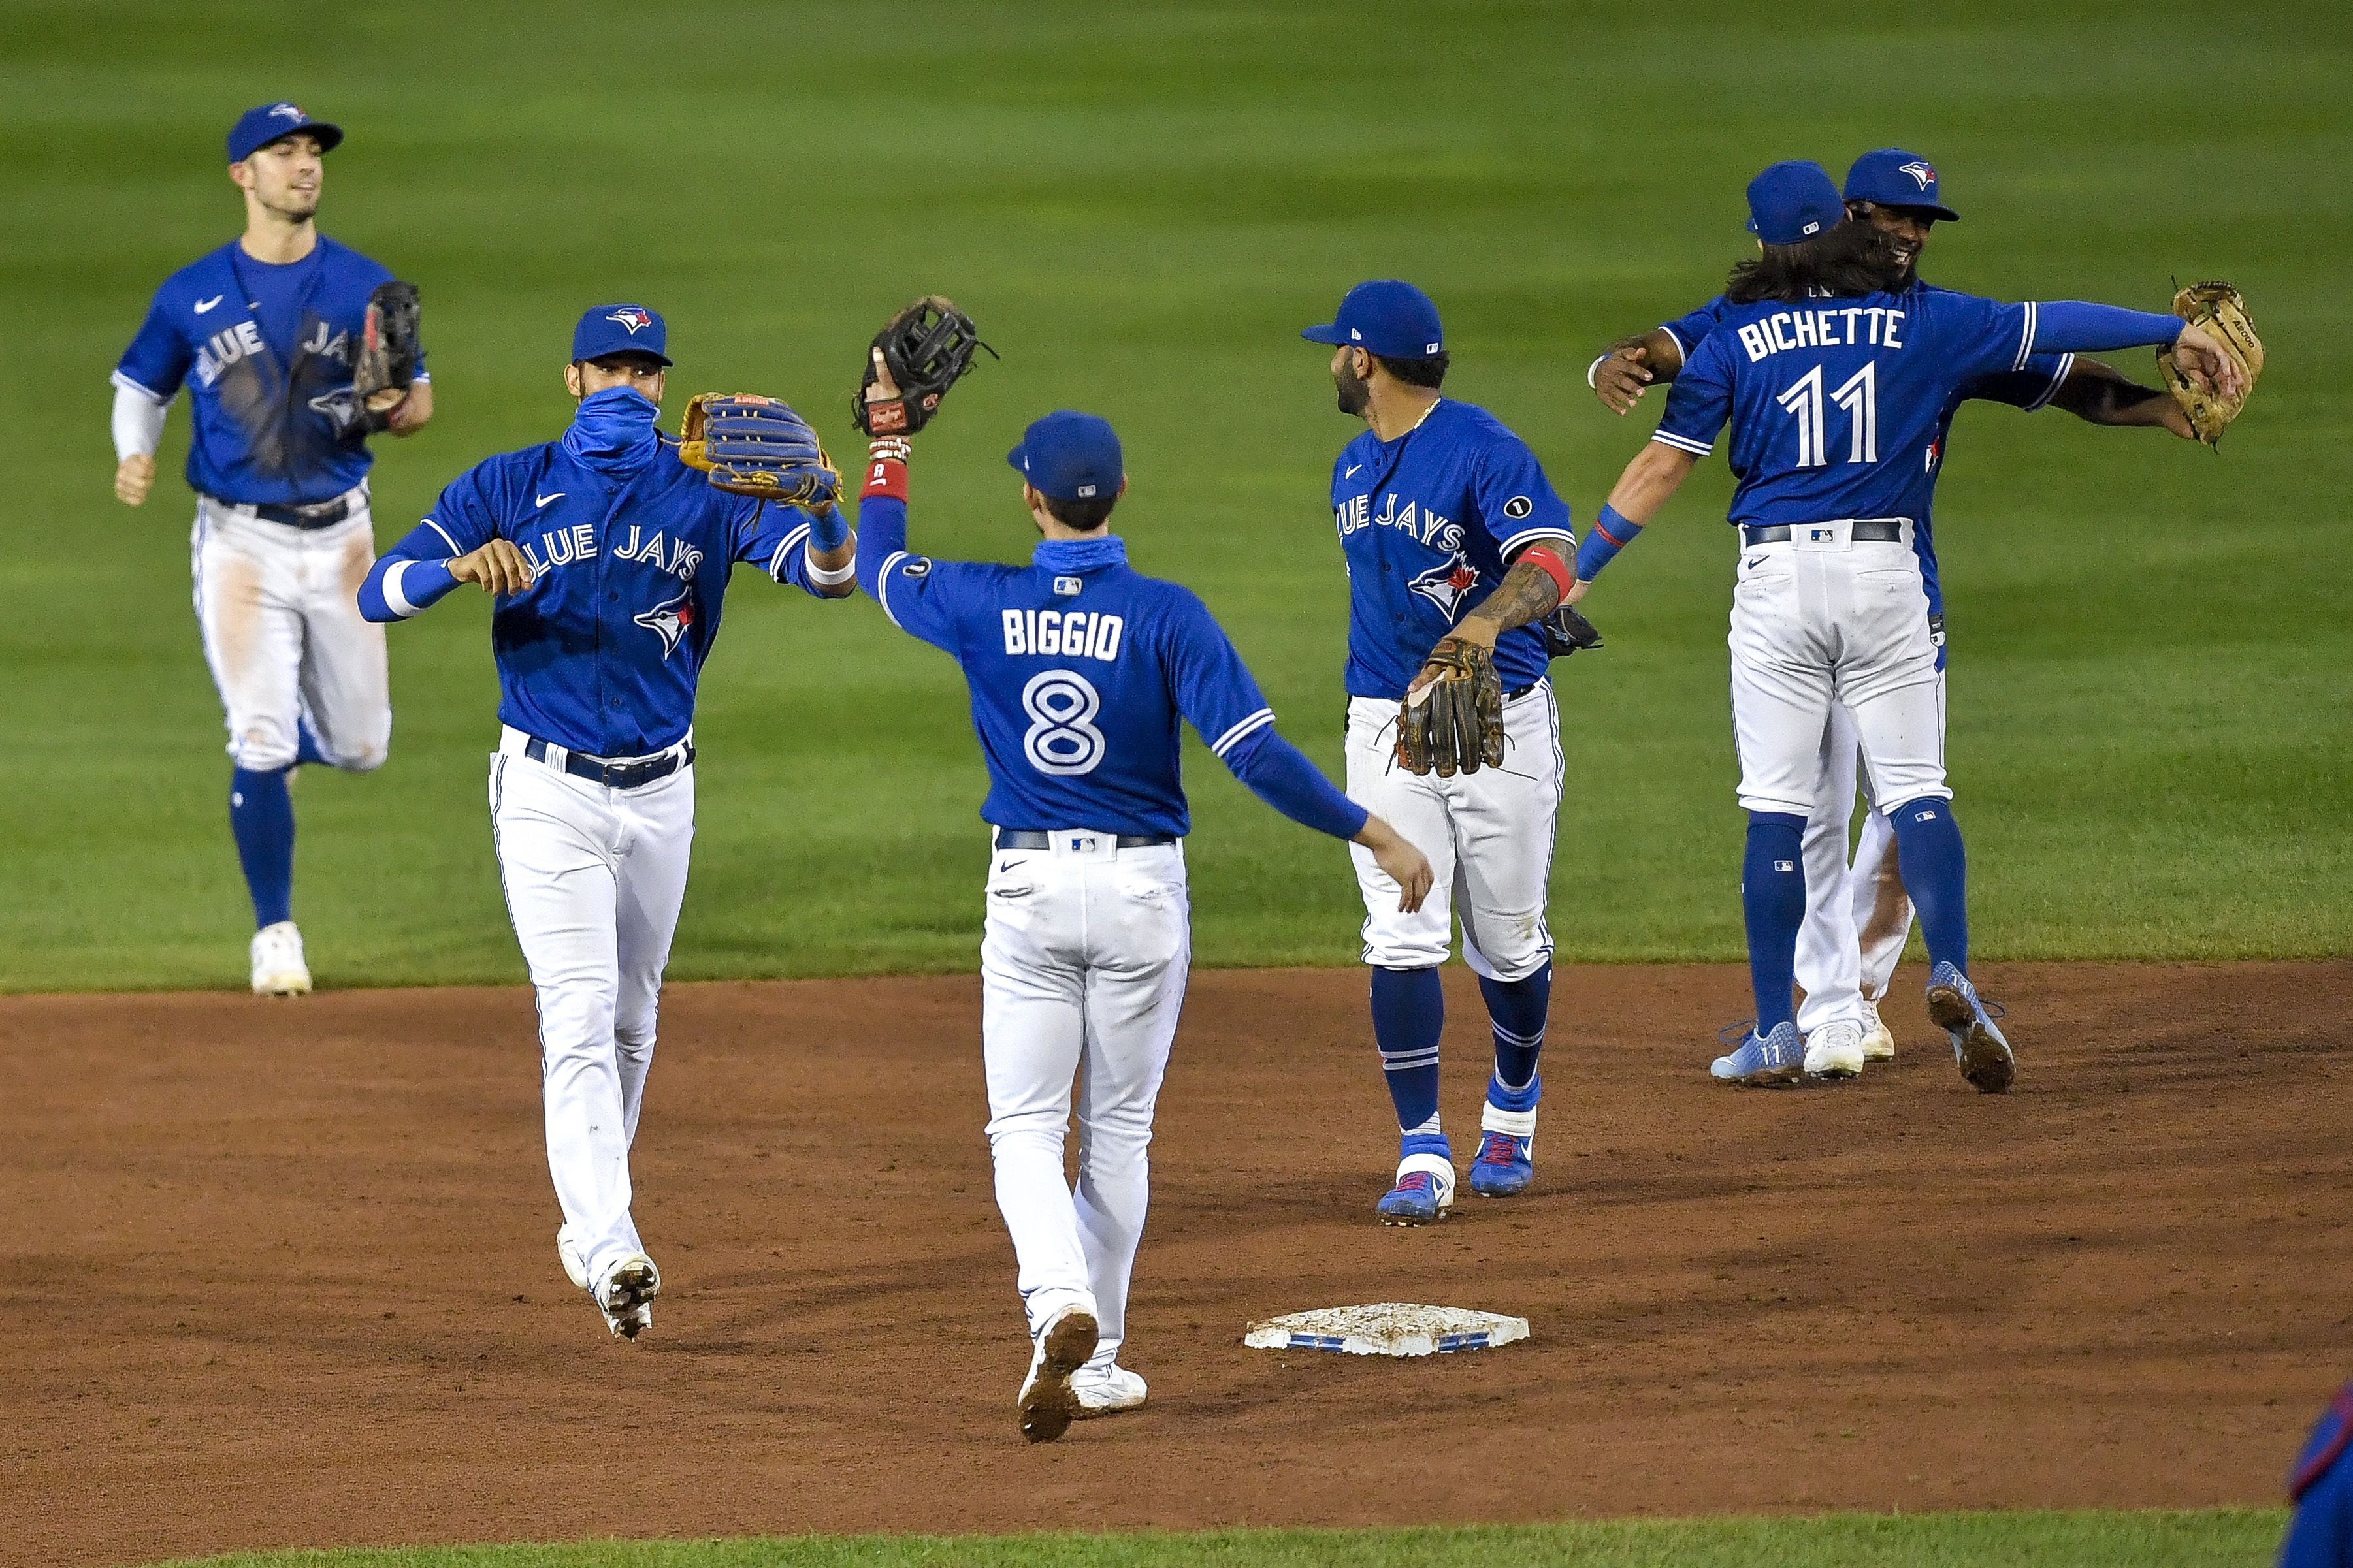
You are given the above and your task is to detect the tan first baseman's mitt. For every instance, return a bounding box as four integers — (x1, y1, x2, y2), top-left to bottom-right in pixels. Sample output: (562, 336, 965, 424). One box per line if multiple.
(2158, 281, 2262, 446)
(1396, 637, 1505, 778)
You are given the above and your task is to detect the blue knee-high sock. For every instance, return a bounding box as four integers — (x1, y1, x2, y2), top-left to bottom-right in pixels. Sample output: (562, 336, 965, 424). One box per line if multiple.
(1742, 812, 1808, 1032)
(1370, 967, 1446, 1155)
(1477, 964, 1548, 1104)
(1887, 795, 1968, 972)
(229, 767, 295, 929)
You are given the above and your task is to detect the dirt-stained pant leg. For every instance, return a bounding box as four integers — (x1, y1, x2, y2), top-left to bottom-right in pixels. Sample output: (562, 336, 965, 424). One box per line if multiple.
(295, 503, 391, 771)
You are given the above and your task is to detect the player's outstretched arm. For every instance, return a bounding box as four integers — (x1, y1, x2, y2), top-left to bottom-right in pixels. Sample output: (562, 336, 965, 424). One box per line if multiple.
(1589, 329, 1687, 415)
(2049, 358, 2196, 438)
(1220, 724, 1432, 912)
(1565, 443, 1699, 605)
(1415, 534, 1575, 691)
(357, 526, 531, 623)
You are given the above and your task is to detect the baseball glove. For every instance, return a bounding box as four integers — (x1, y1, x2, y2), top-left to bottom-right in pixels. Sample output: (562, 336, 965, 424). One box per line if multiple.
(1539, 604, 1603, 661)
(351, 281, 422, 434)
(2158, 281, 2262, 447)
(852, 295, 996, 436)
(1396, 637, 1506, 778)
(678, 394, 842, 510)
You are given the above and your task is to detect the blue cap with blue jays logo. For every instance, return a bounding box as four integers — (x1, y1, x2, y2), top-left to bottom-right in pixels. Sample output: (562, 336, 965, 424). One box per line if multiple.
(1845, 147, 1960, 222)
(1006, 411, 1123, 504)
(572, 304, 673, 366)
(228, 101, 343, 164)
(1301, 280, 1445, 360)
(1746, 160, 1847, 246)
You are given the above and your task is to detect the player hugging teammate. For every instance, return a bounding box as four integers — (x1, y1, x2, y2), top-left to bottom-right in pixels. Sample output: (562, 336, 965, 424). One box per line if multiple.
(112, 103, 430, 995)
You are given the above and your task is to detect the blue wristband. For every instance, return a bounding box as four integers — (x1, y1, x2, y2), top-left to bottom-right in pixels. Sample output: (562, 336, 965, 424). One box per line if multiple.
(809, 502, 850, 552)
(1574, 504, 1643, 581)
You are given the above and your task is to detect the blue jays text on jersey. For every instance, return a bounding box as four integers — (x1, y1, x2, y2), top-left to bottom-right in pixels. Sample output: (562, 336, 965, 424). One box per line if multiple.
(1328, 399, 1574, 701)
(1659, 288, 2072, 618)
(359, 421, 830, 758)
(114, 238, 421, 507)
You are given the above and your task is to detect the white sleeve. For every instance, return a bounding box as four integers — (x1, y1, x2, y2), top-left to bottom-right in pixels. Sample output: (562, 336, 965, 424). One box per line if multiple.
(110, 378, 169, 461)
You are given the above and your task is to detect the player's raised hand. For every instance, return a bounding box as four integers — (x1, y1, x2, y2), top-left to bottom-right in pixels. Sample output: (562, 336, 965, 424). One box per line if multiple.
(114, 453, 154, 506)
(448, 538, 535, 596)
(2171, 322, 2247, 404)
(864, 348, 900, 413)
(1355, 815, 1435, 914)
(1593, 346, 1655, 415)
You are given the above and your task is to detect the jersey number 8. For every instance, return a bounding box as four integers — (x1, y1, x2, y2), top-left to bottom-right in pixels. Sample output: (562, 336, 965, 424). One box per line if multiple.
(1776, 362, 1878, 468)
(1022, 670, 1107, 776)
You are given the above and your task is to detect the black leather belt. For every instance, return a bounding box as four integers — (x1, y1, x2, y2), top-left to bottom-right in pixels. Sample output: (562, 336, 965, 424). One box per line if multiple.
(995, 829, 1175, 850)
(227, 494, 357, 529)
(1743, 520, 1904, 545)
(525, 735, 693, 790)
(1506, 682, 1539, 701)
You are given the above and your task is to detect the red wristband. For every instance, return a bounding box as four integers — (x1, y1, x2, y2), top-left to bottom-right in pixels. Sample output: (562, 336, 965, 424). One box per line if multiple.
(860, 443, 909, 501)
(1520, 545, 1575, 599)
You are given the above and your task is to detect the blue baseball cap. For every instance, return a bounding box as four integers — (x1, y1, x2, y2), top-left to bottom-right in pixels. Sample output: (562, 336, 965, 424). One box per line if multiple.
(571, 304, 672, 366)
(1844, 147, 1960, 222)
(1006, 411, 1123, 504)
(1746, 160, 1847, 246)
(1301, 280, 1445, 360)
(227, 102, 342, 164)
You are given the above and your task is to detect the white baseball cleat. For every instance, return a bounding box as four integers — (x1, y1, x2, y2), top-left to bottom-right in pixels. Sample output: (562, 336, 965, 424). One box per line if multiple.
(249, 920, 312, 995)
(1859, 997, 1896, 1062)
(555, 1223, 591, 1291)
(594, 1253, 660, 1341)
(1017, 1303, 1099, 1443)
(1804, 1019, 1866, 1079)
(1072, 1362, 1147, 1418)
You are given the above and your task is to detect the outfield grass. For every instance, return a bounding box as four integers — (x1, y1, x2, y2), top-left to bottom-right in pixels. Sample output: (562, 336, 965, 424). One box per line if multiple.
(154, 1511, 2289, 1568)
(5, 1, 2348, 989)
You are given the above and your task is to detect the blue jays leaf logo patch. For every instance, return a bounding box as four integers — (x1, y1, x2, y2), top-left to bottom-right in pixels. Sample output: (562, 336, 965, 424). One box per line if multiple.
(634, 584, 697, 655)
(1408, 550, 1481, 617)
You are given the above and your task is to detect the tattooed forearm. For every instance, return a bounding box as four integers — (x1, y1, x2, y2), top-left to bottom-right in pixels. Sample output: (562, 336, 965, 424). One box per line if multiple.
(1462, 551, 1566, 635)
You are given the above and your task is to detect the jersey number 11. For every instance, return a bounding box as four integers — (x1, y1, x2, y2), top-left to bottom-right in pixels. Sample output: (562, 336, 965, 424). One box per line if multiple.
(1776, 362, 1878, 468)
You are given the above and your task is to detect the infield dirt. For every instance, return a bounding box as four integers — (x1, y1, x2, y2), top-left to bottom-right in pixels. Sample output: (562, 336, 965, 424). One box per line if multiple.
(9, 961, 2349, 1567)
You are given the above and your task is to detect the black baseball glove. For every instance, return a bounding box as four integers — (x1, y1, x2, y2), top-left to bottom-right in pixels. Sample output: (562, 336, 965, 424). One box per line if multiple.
(351, 281, 422, 434)
(1539, 604, 1603, 660)
(851, 295, 995, 436)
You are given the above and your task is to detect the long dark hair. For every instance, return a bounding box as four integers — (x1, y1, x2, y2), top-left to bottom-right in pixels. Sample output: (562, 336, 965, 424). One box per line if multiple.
(1726, 221, 1909, 304)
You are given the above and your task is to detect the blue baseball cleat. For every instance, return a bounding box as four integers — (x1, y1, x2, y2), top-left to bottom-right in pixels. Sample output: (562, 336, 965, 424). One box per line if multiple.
(1375, 1155, 1455, 1226)
(1710, 1020, 1806, 1087)
(1468, 1130, 1534, 1198)
(1926, 961, 2015, 1094)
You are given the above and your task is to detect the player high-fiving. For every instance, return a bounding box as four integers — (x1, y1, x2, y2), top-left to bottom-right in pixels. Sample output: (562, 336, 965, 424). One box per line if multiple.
(851, 312, 1431, 1442)
(110, 103, 432, 995)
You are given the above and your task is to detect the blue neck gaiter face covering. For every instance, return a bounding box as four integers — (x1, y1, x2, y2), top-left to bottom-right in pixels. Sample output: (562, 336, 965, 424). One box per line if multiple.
(561, 387, 662, 475)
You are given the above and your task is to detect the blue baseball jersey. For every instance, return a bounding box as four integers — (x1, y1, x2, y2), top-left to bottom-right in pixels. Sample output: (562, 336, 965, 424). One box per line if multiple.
(1653, 285, 2042, 533)
(382, 443, 827, 756)
(869, 519, 1274, 839)
(113, 238, 421, 507)
(2282, 1385, 2353, 1568)
(1329, 399, 1574, 700)
(1658, 289, 2071, 615)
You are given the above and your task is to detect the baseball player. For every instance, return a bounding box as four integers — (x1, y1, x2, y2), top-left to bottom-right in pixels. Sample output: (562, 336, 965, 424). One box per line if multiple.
(357, 305, 855, 1339)
(112, 103, 432, 995)
(1300, 280, 1577, 1224)
(2281, 1381, 2353, 1567)
(1565, 160, 2243, 1092)
(1586, 148, 2196, 1077)
(852, 352, 1434, 1441)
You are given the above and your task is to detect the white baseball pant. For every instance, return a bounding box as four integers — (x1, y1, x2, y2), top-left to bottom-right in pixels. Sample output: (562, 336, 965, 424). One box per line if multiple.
(1791, 680, 1943, 1036)
(1729, 520, 1949, 825)
(489, 729, 694, 1292)
(191, 490, 391, 772)
(1342, 681, 1562, 980)
(981, 832, 1190, 1369)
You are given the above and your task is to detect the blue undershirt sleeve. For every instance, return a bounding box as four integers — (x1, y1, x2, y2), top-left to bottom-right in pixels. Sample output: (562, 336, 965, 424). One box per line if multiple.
(1222, 727, 1369, 842)
(357, 520, 464, 623)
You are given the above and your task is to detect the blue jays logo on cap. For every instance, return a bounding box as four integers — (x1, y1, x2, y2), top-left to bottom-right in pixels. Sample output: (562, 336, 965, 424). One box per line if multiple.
(1899, 159, 1936, 191)
(270, 103, 304, 123)
(572, 303, 673, 366)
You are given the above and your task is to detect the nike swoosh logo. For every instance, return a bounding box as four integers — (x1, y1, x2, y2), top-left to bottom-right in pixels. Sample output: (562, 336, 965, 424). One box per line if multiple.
(997, 859, 1017, 873)
(194, 295, 224, 314)
(536, 492, 566, 508)
(1346, 464, 1364, 479)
